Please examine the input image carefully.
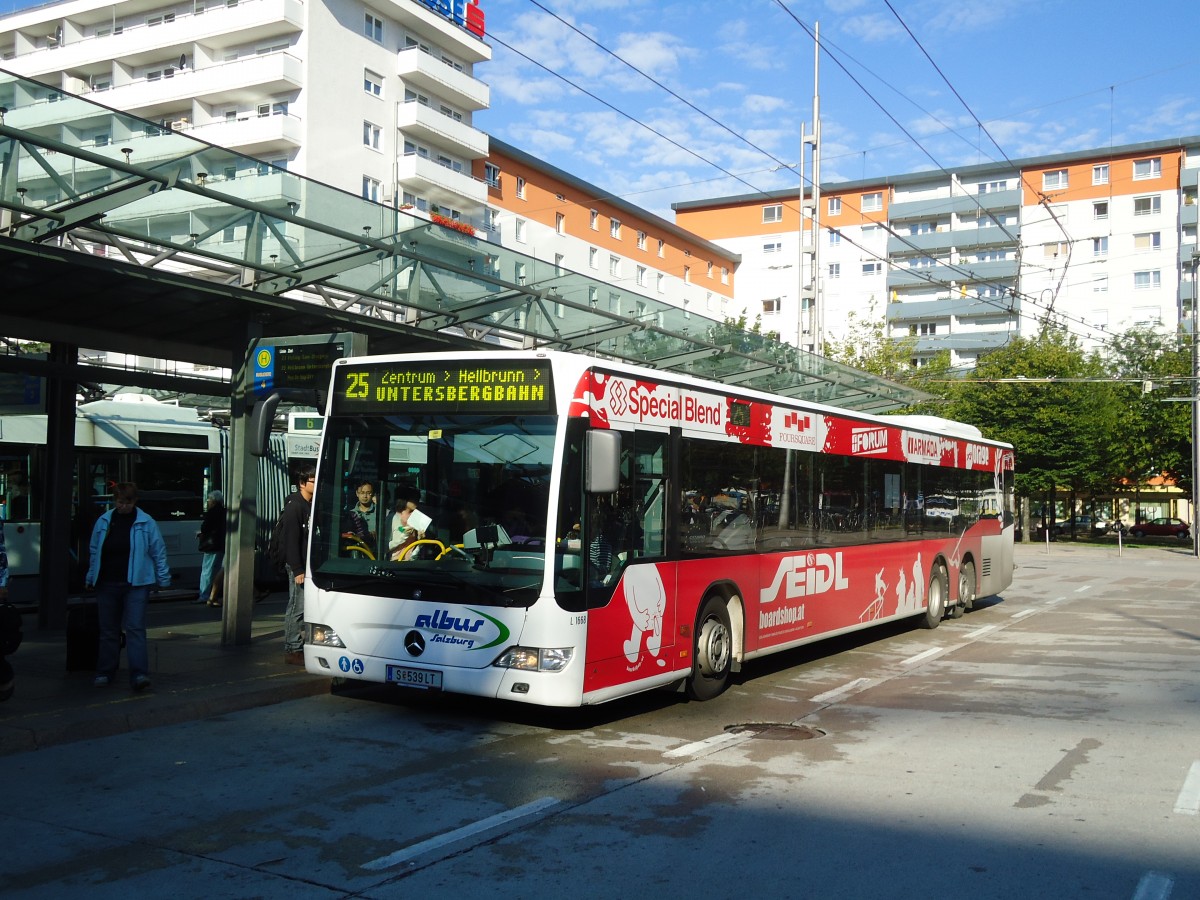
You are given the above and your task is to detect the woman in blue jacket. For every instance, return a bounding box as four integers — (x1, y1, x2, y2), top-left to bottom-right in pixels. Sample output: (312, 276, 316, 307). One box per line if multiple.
(85, 482, 172, 691)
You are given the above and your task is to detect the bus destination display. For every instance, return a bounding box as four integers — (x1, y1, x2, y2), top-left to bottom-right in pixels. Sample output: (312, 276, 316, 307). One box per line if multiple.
(332, 361, 553, 415)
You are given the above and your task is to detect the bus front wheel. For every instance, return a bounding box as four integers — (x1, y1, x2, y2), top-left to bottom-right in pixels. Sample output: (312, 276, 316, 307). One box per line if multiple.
(687, 595, 733, 701)
(921, 564, 948, 629)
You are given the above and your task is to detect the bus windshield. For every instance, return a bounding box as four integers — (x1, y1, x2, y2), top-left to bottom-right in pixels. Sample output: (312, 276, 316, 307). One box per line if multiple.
(310, 412, 557, 607)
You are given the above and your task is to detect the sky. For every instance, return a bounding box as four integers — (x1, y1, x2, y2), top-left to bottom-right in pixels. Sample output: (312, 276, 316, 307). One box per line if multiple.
(476, 0, 1200, 218)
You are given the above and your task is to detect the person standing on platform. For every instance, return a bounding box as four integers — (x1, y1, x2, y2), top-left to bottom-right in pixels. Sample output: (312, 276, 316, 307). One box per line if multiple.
(282, 465, 315, 666)
(85, 482, 171, 692)
(196, 490, 226, 606)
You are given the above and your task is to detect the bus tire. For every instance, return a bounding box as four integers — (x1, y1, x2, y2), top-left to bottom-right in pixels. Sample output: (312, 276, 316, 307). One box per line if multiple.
(957, 561, 977, 614)
(921, 563, 948, 629)
(687, 595, 733, 701)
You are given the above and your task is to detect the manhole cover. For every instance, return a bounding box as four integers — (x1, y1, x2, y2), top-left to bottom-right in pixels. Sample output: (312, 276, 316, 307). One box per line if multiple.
(725, 723, 825, 741)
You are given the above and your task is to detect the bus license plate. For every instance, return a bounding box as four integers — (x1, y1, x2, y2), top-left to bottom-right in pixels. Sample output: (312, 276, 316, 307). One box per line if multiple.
(387, 665, 442, 690)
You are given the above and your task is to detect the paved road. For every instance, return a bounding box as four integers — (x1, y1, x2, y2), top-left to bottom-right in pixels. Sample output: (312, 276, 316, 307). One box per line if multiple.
(3, 543, 1198, 899)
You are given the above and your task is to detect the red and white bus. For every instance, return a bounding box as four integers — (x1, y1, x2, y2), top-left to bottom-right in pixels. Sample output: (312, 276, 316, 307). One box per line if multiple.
(301, 350, 1014, 706)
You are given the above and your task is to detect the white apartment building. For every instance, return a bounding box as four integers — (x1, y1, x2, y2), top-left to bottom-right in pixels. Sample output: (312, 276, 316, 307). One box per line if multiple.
(675, 136, 1200, 367)
(0, 0, 736, 337)
(0, 0, 493, 227)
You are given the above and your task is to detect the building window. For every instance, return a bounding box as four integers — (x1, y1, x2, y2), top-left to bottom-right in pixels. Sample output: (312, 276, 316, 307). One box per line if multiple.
(1093, 275, 1108, 293)
(515, 262, 526, 286)
(1093, 201, 1108, 220)
(516, 176, 526, 199)
(763, 241, 782, 254)
(515, 218, 527, 243)
(636, 230, 646, 250)
(862, 261, 881, 275)
(1092, 164, 1109, 185)
(763, 298, 781, 314)
(721, 266, 729, 284)
(610, 218, 621, 239)
(362, 176, 382, 202)
(1134, 270, 1161, 290)
(364, 12, 383, 42)
(364, 70, 382, 97)
(363, 121, 381, 150)
(484, 162, 500, 188)
(762, 204, 783, 224)
(636, 265, 647, 287)
(555, 212, 565, 235)
(683, 265, 691, 284)
(1133, 158, 1162, 180)
(609, 255, 620, 277)
(829, 230, 841, 246)
(657, 238, 665, 257)
(1133, 232, 1161, 251)
(656, 273, 665, 293)
(1092, 237, 1108, 257)
(861, 191, 883, 212)
(588, 247, 598, 269)
(590, 209, 599, 230)
(828, 197, 841, 215)
(828, 263, 840, 278)
(1043, 169, 1068, 190)
(978, 180, 1007, 193)
(1044, 241, 1069, 258)
(1133, 195, 1161, 216)
(706, 261, 713, 279)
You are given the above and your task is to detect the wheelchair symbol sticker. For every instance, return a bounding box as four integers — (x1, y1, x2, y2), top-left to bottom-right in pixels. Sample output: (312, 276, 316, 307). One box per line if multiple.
(338, 657, 364, 675)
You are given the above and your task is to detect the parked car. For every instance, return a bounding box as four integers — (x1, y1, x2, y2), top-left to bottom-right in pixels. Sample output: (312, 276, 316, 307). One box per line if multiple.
(1128, 518, 1191, 539)
(1054, 515, 1110, 536)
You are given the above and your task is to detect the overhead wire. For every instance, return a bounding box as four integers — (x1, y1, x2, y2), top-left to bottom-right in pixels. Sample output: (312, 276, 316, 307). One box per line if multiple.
(498, 2, 1126, 350)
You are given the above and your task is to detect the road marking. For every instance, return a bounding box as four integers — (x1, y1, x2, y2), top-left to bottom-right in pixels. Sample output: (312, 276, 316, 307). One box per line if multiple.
(361, 796, 559, 870)
(664, 731, 746, 759)
(1173, 761, 1200, 815)
(811, 678, 871, 703)
(966, 625, 998, 639)
(1075, 585, 1093, 594)
(1011, 609, 1038, 620)
(900, 646, 943, 666)
(1132, 871, 1174, 900)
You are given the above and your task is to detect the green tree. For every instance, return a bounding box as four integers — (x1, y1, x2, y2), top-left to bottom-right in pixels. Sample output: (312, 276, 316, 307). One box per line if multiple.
(1103, 327, 1193, 497)
(942, 330, 1123, 516)
(823, 301, 952, 387)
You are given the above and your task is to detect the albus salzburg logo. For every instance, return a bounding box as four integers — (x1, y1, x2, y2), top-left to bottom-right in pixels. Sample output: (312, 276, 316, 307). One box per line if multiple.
(413, 608, 511, 651)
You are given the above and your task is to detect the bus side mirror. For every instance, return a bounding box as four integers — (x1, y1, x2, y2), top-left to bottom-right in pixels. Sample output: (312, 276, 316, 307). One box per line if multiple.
(249, 392, 282, 458)
(585, 430, 621, 494)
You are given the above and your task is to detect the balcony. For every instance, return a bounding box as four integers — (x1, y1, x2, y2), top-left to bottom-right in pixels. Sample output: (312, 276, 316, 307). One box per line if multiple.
(886, 295, 1020, 323)
(187, 111, 302, 155)
(887, 258, 1018, 289)
(887, 224, 1018, 256)
(94, 53, 303, 120)
(3, 0, 303, 77)
(889, 188, 1021, 222)
(388, 0, 491, 63)
(396, 46, 489, 112)
(396, 100, 487, 159)
(396, 151, 487, 210)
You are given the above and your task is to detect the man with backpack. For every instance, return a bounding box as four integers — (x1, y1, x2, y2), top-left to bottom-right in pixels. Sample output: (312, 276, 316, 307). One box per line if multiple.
(281, 464, 315, 666)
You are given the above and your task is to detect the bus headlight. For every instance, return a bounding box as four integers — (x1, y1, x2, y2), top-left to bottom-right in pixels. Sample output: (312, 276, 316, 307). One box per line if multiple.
(306, 623, 346, 648)
(493, 647, 574, 673)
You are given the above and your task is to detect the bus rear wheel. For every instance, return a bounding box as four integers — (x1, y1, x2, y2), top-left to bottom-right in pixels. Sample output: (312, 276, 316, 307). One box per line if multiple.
(687, 595, 732, 701)
(921, 563, 948, 629)
(956, 561, 977, 615)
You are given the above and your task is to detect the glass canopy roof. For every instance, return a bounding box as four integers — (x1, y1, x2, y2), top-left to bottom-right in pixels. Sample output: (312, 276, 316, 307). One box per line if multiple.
(0, 69, 929, 413)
